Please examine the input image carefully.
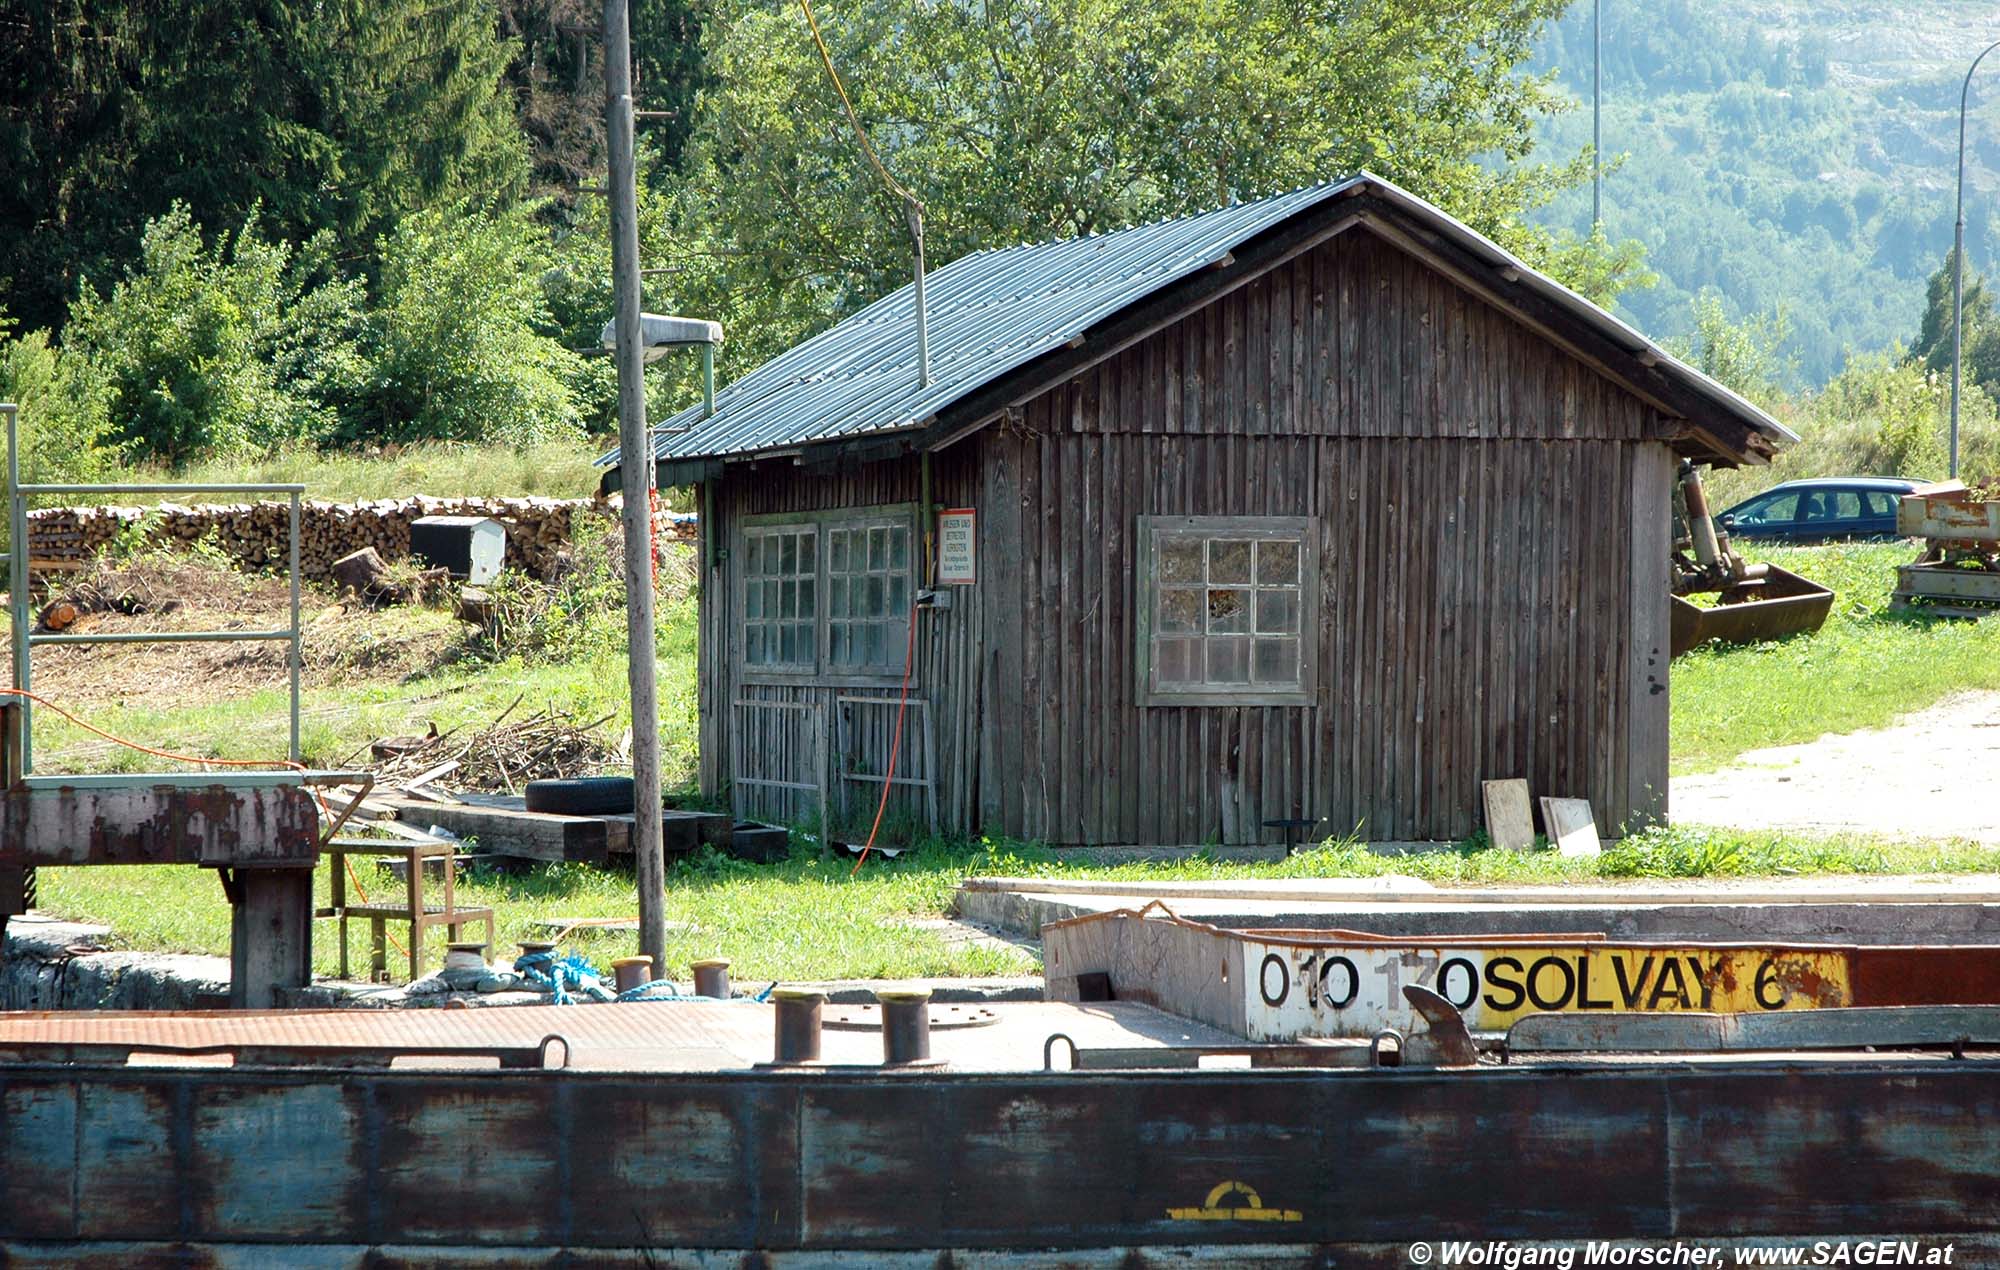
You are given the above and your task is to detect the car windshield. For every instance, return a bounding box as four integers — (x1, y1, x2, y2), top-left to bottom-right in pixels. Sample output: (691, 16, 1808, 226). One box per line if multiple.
(1732, 491, 1799, 526)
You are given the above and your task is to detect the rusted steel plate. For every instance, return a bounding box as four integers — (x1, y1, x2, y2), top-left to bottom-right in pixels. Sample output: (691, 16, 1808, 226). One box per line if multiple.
(1669, 1068, 2000, 1234)
(3, 1061, 1998, 1258)
(1042, 908, 2000, 1041)
(1670, 564, 1834, 658)
(1899, 483, 2000, 543)
(0, 783, 321, 867)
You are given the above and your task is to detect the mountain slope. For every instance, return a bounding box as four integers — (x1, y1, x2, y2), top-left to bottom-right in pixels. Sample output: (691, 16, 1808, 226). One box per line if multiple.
(1531, 0, 2000, 386)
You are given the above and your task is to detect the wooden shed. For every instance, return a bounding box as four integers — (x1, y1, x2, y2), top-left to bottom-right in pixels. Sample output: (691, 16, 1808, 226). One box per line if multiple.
(612, 174, 1792, 847)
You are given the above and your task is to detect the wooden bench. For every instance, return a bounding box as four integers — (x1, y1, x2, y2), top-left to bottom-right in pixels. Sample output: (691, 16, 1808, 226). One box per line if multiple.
(321, 839, 495, 983)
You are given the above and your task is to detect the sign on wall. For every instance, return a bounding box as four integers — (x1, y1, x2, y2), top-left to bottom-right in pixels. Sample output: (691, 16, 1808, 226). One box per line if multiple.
(937, 508, 977, 584)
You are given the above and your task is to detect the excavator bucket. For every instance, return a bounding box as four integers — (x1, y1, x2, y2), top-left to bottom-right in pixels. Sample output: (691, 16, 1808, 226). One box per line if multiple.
(1670, 564, 1834, 658)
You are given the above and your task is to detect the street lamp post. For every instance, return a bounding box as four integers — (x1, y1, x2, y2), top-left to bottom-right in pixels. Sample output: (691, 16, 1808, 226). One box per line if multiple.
(1951, 38, 2000, 479)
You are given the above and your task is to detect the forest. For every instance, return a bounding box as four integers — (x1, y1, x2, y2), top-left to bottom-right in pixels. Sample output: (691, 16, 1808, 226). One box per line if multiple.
(4, 0, 1999, 495)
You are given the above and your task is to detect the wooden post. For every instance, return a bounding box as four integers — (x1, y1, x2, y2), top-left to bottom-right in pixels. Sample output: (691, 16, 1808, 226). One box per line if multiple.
(228, 868, 314, 1009)
(605, 0, 668, 971)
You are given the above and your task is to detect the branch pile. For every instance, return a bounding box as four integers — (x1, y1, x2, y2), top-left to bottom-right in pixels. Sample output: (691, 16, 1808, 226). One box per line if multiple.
(365, 698, 625, 793)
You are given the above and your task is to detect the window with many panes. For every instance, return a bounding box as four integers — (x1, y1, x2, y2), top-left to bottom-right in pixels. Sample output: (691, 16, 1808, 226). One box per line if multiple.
(742, 524, 818, 671)
(1137, 516, 1317, 705)
(738, 506, 916, 680)
(825, 518, 912, 673)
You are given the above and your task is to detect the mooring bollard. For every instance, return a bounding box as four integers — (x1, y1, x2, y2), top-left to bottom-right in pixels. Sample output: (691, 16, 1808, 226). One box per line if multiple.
(691, 957, 732, 999)
(773, 988, 826, 1063)
(877, 989, 933, 1065)
(611, 955, 653, 994)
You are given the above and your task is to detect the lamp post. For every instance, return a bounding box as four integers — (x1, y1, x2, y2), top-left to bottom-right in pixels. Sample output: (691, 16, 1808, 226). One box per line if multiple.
(1593, 0, 1602, 231)
(1951, 38, 2000, 479)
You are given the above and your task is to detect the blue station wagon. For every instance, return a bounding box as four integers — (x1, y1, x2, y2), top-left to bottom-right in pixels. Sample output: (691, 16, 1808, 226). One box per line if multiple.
(1716, 477, 1922, 543)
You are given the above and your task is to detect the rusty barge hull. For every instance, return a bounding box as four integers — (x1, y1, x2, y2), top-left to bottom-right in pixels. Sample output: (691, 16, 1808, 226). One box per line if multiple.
(2, 1059, 1998, 1265)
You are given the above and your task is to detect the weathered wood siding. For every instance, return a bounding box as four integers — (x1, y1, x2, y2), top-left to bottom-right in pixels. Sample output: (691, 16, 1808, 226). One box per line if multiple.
(698, 447, 987, 834)
(701, 226, 1674, 845)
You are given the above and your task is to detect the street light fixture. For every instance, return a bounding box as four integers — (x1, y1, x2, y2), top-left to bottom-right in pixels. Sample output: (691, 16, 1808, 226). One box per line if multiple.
(1950, 38, 2000, 479)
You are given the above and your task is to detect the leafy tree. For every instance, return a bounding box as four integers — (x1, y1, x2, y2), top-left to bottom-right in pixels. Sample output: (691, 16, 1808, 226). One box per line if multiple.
(0, 316, 114, 486)
(1911, 250, 2000, 398)
(650, 0, 1644, 367)
(1672, 291, 1794, 410)
(0, 0, 528, 333)
(364, 202, 583, 444)
(60, 206, 365, 463)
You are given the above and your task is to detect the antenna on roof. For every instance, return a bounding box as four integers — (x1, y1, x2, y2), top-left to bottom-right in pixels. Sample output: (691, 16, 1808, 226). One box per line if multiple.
(799, 0, 930, 389)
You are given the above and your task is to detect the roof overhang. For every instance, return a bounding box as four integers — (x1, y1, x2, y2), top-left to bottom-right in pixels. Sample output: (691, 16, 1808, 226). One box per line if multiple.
(627, 174, 1791, 489)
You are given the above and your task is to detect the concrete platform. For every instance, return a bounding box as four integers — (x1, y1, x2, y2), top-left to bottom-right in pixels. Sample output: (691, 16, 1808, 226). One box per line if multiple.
(955, 874, 2000, 945)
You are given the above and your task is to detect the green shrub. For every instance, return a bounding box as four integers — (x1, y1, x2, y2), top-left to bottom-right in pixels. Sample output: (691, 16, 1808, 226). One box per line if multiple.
(60, 205, 364, 463)
(363, 201, 583, 445)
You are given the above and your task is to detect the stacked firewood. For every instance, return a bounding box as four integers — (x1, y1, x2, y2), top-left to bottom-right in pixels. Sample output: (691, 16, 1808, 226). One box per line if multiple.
(20, 496, 701, 582)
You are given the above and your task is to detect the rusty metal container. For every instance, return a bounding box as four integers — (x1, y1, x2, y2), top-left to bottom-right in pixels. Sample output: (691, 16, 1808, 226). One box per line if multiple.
(611, 956, 653, 994)
(691, 958, 732, 999)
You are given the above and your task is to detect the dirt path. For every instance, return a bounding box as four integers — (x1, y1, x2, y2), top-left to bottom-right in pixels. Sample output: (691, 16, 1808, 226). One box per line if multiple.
(1671, 691, 2000, 843)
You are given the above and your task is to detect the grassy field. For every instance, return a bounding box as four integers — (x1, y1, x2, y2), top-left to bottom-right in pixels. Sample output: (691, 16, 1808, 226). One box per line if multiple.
(22, 535, 2000, 983)
(58, 439, 617, 505)
(1669, 541, 2000, 773)
(36, 824, 2000, 982)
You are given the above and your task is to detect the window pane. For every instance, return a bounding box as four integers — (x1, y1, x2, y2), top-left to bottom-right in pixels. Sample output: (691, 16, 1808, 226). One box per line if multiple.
(829, 531, 848, 573)
(865, 575, 886, 617)
(1160, 587, 1202, 634)
(1209, 539, 1252, 584)
(1207, 588, 1249, 634)
(794, 622, 813, 660)
(779, 623, 798, 664)
(830, 624, 847, 664)
(1207, 636, 1250, 684)
(1256, 588, 1298, 635)
(868, 527, 887, 570)
(829, 576, 848, 618)
(746, 583, 763, 619)
(747, 625, 766, 664)
(1156, 637, 1200, 685)
(780, 580, 796, 619)
(1161, 538, 1203, 584)
(888, 574, 908, 613)
(798, 578, 816, 619)
(1254, 637, 1299, 684)
(890, 527, 909, 569)
(778, 535, 796, 574)
(798, 531, 816, 571)
(1257, 539, 1300, 585)
(861, 622, 883, 666)
(885, 616, 908, 665)
(763, 581, 778, 620)
(746, 536, 765, 576)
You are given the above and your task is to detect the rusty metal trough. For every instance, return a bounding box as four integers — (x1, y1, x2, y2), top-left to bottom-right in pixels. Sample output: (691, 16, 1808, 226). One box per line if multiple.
(0, 997, 1994, 1263)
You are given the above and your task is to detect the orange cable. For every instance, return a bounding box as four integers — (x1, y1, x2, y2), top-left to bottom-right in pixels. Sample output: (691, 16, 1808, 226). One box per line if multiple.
(0, 686, 413, 962)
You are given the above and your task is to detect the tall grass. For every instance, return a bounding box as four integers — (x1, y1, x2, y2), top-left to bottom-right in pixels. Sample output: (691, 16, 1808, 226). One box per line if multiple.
(62, 438, 612, 504)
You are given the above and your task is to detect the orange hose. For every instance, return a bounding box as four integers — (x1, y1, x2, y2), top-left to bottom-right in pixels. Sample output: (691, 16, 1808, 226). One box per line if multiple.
(0, 686, 413, 963)
(850, 606, 918, 875)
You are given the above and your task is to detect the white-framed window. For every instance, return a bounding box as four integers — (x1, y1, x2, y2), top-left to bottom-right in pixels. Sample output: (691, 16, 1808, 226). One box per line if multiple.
(1136, 515, 1317, 706)
(737, 505, 916, 681)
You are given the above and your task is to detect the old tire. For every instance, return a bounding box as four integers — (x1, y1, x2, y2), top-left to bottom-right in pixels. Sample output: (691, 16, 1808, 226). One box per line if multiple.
(524, 776, 635, 816)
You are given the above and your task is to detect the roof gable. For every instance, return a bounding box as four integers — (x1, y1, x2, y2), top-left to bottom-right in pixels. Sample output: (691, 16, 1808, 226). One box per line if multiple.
(608, 174, 1793, 484)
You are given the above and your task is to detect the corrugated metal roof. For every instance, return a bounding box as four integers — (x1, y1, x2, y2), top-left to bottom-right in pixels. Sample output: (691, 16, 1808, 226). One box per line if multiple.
(604, 172, 1792, 471)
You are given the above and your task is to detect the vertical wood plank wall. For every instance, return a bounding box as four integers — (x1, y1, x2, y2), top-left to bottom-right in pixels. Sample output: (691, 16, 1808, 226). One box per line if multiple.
(702, 225, 1678, 845)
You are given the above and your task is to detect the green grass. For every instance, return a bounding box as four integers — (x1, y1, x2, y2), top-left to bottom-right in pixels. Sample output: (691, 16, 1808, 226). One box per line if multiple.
(1670, 541, 2000, 774)
(34, 824, 2000, 983)
(62, 438, 612, 505)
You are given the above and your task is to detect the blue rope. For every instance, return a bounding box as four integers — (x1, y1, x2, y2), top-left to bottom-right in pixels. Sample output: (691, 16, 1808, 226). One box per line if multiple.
(514, 950, 614, 1004)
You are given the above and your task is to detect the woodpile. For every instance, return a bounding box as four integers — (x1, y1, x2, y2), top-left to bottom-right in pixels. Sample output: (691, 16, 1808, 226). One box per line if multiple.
(24, 496, 699, 583)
